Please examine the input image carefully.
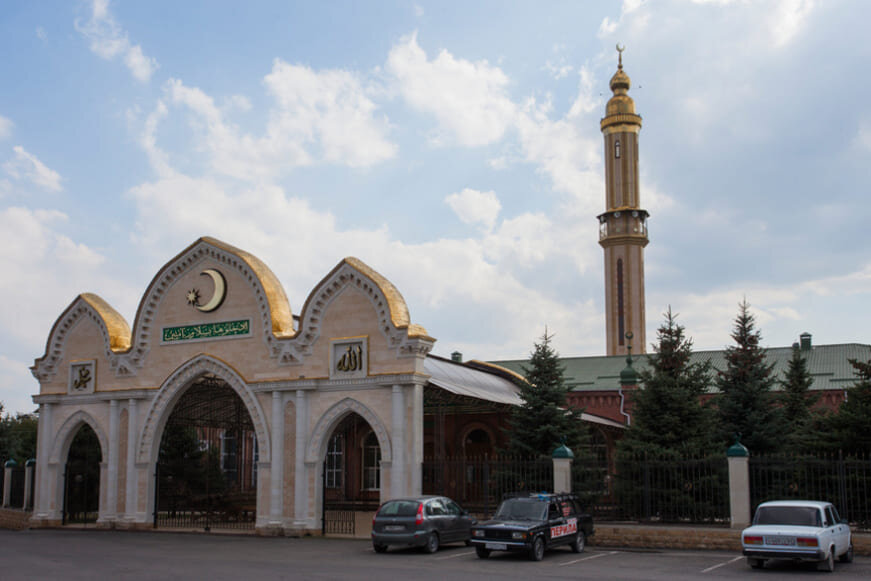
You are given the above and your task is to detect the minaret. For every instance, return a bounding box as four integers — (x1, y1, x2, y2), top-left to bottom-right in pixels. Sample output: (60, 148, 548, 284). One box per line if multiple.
(598, 46, 648, 356)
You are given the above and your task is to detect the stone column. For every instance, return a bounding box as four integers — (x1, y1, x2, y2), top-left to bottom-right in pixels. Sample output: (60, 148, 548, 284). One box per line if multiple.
(727, 439, 750, 529)
(105, 399, 120, 523)
(390, 384, 405, 498)
(125, 398, 138, 522)
(293, 390, 308, 526)
(410, 383, 423, 495)
(34, 402, 53, 520)
(269, 390, 284, 527)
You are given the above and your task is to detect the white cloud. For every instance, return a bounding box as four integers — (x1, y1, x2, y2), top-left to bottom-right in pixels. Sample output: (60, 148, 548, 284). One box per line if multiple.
(445, 188, 501, 232)
(2, 146, 63, 192)
(771, 0, 816, 47)
(855, 118, 871, 152)
(0, 115, 12, 140)
(386, 33, 517, 147)
(75, 0, 158, 83)
(36, 27, 47, 41)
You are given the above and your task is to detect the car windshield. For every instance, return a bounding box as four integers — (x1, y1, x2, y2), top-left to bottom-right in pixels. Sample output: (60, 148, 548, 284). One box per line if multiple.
(754, 506, 822, 527)
(494, 499, 547, 521)
(378, 500, 420, 517)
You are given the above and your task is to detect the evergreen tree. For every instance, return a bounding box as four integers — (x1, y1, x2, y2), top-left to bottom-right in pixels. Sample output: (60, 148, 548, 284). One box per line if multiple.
(779, 345, 819, 452)
(618, 307, 715, 456)
(715, 299, 782, 454)
(504, 329, 588, 457)
(821, 358, 871, 455)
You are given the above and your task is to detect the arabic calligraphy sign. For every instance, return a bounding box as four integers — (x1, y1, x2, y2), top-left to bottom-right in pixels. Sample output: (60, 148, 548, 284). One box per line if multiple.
(69, 361, 95, 395)
(162, 319, 251, 343)
(330, 337, 368, 379)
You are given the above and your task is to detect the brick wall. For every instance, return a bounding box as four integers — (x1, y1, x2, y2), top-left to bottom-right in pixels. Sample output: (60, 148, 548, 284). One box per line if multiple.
(0, 508, 31, 530)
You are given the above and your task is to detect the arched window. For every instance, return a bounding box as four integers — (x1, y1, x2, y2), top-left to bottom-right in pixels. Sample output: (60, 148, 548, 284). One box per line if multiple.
(326, 432, 344, 489)
(615, 140, 621, 159)
(362, 432, 381, 490)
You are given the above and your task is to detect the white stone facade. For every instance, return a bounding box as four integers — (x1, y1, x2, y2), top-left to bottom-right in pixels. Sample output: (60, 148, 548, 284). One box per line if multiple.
(30, 237, 434, 534)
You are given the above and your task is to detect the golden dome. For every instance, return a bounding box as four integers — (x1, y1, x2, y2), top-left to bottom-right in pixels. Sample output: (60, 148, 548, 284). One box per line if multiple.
(603, 45, 639, 120)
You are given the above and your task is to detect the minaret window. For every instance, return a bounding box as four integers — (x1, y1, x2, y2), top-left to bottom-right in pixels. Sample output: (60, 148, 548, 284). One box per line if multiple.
(617, 259, 625, 346)
(615, 140, 621, 159)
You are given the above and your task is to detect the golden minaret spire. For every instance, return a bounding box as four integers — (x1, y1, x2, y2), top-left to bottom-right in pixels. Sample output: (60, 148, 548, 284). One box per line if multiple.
(598, 45, 648, 356)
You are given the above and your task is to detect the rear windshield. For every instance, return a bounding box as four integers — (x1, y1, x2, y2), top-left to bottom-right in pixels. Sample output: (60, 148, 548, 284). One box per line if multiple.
(754, 506, 822, 527)
(378, 500, 420, 517)
(495, 499, 547, 521)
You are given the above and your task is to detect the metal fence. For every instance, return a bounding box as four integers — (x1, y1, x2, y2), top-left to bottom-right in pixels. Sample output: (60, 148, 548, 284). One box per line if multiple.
(422, 456, 553, 517)
(574, 452, 730, 525)
(750, 452, 871, 531)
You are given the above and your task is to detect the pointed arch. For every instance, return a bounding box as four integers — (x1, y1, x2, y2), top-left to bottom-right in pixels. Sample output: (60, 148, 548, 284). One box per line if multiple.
(49, 410, 108, 465)
(136, 354, 271, 465)
(306, 397, 392, 464)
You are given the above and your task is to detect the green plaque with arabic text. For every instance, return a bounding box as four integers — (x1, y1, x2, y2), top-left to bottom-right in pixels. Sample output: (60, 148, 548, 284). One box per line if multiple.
(162, 319, 251, 343)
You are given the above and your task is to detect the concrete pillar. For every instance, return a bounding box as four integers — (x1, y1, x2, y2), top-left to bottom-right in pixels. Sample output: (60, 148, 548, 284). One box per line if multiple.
(34, 402, 52, 520)
(24, 458, 36, 510)
(727, 439, 750, 529)
(552, 443, 574, 494)
(269, 390, 284, 526)
(410, 383, 423, 495)
(2, 459, 15, 507)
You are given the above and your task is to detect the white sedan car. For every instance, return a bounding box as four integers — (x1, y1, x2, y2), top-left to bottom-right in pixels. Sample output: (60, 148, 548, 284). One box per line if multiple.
(742, 500, 853, 572)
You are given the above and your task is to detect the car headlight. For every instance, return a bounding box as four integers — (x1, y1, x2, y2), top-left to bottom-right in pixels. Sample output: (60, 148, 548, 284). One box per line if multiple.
(511, 531, 526, 540)
(473, 530, 484, 537)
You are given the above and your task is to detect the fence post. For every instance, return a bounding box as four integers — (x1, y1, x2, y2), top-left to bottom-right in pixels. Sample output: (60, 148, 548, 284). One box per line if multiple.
(24, 458, 36, 510)
(552, 443, 574, 493)
(727, 437, 750, 529)
(3, 459, 16, 508)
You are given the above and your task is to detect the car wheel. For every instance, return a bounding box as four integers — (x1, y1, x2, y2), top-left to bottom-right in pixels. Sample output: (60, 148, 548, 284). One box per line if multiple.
(464, 539, 472, 547)
(373, 543, 388, 554)
(747, 558, 764, 569)
(475, 546, 491, 559)
(570, 530, 586, 553)
(839, 544, 853, 563)
(423, 532, 439, 554)
(818, 548, 834, 572)
(529, 536, 545, 561)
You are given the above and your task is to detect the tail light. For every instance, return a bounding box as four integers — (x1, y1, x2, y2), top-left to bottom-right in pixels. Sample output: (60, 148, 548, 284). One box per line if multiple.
(743, 535, 763, 545)
(415, 502, 424, 525)
(797, 537, 818, 547)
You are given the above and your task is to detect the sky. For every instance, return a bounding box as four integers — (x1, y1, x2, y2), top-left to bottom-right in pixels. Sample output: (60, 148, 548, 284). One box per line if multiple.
(1, 0, 870, 415)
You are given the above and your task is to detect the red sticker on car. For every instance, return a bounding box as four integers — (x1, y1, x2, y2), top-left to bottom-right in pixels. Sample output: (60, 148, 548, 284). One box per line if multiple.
(550, 517, 578, 538)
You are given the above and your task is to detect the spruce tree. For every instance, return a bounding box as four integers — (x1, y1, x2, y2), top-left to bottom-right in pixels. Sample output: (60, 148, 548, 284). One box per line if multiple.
(715, 299, 782, 454)
(504, 329, 588, 457)
(822, 358, 871, 455)
(779, 344, 819, 452)
(618, 307, 715, 457)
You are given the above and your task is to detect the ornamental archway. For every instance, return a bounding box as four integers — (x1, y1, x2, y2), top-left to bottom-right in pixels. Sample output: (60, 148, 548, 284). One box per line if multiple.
(63, 423, 102, 525)
(154, 375, 258, 531)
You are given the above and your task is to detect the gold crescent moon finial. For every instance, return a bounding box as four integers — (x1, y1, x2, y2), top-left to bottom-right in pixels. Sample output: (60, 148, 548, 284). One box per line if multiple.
(616, 43, 625, 69)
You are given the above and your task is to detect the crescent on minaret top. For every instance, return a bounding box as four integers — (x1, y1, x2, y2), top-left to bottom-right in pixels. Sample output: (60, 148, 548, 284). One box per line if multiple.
(197, 269, 227, 312)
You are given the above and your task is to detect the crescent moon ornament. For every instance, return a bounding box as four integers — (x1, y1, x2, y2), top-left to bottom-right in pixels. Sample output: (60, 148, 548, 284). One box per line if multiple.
(196, 269, 226, 312)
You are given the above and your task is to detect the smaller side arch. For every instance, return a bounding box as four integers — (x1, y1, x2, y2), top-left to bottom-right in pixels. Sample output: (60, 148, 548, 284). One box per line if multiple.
(306, 397, 392, 465)
(49, 410, 108, 465)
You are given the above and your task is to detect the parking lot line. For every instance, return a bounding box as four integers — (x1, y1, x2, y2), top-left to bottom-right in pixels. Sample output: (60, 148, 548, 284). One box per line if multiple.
(559, 550, 619, 566)
(435, 551, 476, 560)
(701, 556, 743, 573)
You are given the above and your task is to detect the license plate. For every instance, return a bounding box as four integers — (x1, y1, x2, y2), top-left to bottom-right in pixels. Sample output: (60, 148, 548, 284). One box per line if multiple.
(485, 542, 507, 550)
(765, 536, 795, 546)
(384, 525, 404, 532)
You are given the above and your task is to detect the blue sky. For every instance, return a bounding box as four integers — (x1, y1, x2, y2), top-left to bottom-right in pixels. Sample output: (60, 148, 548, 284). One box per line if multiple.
(2, 0, 870, 414)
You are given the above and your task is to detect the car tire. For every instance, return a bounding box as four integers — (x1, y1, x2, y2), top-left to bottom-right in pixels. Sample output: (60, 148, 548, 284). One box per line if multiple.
(570, 530, 586, 553)
(747, 558, 764, 569)
(839, 544, 853, 563)
(464, 539, 472, 547)
(475, 546, 491, 559)
(373, 543, 388, 554)
(529, 536, 545, 561)
(818, 548, 835, 572)
(423, 532, 439, 554)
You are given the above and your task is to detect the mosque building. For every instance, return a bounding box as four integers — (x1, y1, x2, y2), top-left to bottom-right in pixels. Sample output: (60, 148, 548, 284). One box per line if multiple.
(26, 51, 867, 534)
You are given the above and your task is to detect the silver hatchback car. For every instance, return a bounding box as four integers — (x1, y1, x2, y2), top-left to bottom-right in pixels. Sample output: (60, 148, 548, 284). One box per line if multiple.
(371, 496, 476, 553)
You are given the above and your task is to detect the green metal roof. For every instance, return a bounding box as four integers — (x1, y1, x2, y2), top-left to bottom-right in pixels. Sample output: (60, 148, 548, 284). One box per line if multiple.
(492, 342, 871, 394)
